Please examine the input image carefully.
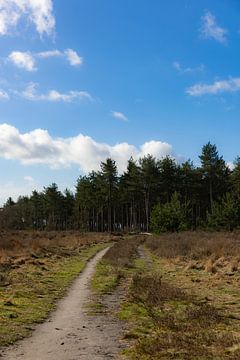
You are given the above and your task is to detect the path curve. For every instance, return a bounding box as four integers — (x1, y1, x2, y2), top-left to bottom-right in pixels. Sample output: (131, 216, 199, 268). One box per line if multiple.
(0, 247, 123, 360)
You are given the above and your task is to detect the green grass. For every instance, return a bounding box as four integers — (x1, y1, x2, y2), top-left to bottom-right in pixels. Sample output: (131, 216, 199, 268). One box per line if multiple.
(0, 243, 108, 346)
(91, 260, 120, 294)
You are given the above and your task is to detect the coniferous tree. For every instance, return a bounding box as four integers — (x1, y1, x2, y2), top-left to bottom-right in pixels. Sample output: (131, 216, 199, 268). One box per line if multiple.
(0, 143, 236, 232)
(199, 142, 229, 214)
(150, 192, 188, 233)
(208, 192, 240, 231)
(139, 155, 159, 231)
(100, 158, 118, 232)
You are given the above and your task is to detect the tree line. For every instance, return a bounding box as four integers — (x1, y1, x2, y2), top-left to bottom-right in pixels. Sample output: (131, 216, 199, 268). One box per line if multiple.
(1, 142, 240, 233)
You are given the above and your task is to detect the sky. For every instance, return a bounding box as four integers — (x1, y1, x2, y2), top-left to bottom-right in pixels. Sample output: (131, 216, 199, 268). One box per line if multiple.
(0, 0, 240, 204)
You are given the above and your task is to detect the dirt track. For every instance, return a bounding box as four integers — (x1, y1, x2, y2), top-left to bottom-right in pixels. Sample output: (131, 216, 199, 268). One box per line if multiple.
(0, 247, 124, 360)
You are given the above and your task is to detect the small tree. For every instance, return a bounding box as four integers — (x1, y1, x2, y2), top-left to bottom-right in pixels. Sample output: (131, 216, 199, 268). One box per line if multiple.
(207, 193, 240, 231)
(150, 192, 188, 233)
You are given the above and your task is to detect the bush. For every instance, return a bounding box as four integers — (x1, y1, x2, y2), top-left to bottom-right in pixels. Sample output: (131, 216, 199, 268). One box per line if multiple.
(150, 192, 188, 233)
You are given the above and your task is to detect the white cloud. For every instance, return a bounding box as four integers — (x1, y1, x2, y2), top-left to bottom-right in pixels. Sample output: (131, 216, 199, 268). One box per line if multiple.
(186, 77, 240, 96)
(138, 141, 172, 159)
(20, 83, 93, 103)
(112, 111, 128, 122)
(37, 50, 62, 58)
(200, 11, 228, 44)
(0, 124, 178, 173)
(173, 61, 205, 74)
(0, 0, 55, 37)
(64, 49, 83, 66)
(0, 89, 9, 100)
(8, 49, 83, 71)
(8, 51, 36, 71)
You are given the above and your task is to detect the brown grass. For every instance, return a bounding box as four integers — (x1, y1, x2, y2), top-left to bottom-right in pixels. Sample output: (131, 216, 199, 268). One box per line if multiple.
(146, 231, 240, 260)
(0, 231, 114, 266)
(126, 271, 238, 359)
(102, 235, 145, 268)
(130, 273, 188, 308)
(146, 231, 240, 276)
(127, 232, 240, 358)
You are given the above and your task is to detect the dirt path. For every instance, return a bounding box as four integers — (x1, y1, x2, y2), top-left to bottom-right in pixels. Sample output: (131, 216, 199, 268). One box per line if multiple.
(0, 247, 125, 360)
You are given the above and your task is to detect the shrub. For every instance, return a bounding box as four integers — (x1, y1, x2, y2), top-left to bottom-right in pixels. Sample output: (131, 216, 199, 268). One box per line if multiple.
(150, 192, 188, 233)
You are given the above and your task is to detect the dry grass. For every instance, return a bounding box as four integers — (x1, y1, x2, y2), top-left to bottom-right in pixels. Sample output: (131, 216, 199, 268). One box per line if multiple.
(122, 270, 239, 359)
(124, 232, 240, 358)
(0, 231, 115, 301)
(146, 231, 240, 276)
(146, 231, 240, 260)
(0, 231, 113, 346)
(102, 235, 145, 268)
(109, 233, 240, 359)
(0, 231, 114, 266)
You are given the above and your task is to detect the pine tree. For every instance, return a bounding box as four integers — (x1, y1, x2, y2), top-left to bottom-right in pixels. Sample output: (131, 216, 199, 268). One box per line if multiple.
(139, 155, 159, 231)
(199, 142, 229, 214)
(100, 158, 118, 232)
(150, 192, 188, 233)
(208, 192, 240, 231)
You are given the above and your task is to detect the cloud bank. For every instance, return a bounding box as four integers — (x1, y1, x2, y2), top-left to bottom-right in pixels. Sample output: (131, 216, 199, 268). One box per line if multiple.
(0, 124, 178, 173)
(0, 0, 55, 36)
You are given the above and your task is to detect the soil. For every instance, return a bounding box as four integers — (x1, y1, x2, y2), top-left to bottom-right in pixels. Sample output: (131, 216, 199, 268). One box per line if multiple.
(0, 247, 125, 360)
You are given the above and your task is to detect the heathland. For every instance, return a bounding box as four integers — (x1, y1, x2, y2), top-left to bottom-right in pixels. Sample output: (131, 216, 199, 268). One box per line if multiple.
(1, 231, 240, 359)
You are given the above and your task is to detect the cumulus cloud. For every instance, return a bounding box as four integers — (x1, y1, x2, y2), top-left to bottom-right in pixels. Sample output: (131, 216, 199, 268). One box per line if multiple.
(172, 61, 205, 74)
(200, 11, 227, 44)
(0, 0, 55, 37)
(20, 83, 93, 103)
(64, 49, 83, 66)
(0, 124, 178, 173)
(0, 89, 9, 100)
(186, 77, 240, 96)
(8, 49, 83, 71)
(8, 51, 36, 71)
(112, 111, 128, 122)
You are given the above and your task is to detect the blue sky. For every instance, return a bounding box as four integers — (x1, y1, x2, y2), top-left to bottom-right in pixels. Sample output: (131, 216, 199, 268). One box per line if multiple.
(0, 0, 240, 204)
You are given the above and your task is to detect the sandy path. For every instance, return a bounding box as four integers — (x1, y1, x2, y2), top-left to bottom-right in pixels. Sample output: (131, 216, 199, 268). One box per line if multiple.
(0, 247, 124, 360)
